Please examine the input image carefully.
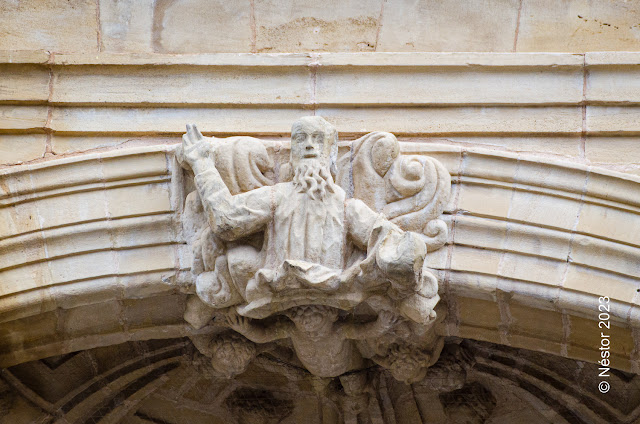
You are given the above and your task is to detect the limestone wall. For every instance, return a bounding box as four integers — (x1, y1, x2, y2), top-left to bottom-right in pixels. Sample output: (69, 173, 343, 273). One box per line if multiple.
(1, 2, 640, 375)
(3, 0, 640, 54)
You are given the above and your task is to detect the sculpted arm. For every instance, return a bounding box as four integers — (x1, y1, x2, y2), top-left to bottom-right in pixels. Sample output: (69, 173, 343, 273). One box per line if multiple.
(180, 124, 273, 241)
(226, 311, 293, 344)
(345, 197, 388, 249)
(340, 310, 399, 340)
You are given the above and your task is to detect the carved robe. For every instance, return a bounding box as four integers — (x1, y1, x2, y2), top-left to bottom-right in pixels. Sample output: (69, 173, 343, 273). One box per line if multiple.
(193, 164, 428, 302)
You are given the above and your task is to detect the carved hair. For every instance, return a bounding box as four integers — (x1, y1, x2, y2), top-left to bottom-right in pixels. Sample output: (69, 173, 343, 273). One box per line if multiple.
(209, 332, 257, 378)
(286, 305, 340, 331)
(292, 160, 336, 200)
(387, 344, 431, 383)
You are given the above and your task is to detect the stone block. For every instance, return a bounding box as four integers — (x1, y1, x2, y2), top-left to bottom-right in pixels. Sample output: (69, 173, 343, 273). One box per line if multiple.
(101, 151, 168, 181)
(501, 223, 571, 261)
(586, 65, 640, 103)
(585, 170, 640, 207)
(507, 334, 562, 356)
(117, 245, 176, 275)
(0, 135, 46, 165)
(450, 245, 502, 276)
(568, 316, 634, 359)
(61, 301, 123, 337)
(316, 67, 583, 105)
(508, 191, 581, 231)
(0, 106, 48, 131)
(51, 135, 173, 154)
(0, 0, 98, 52)
(457, 326, 502, 345)
(43, 224, 113, 260)
(509, 303, 564, 343)
(563, 265, 638, 304)
(464, 152, 519, 183)
(36, 189, 107, 230)
(29, 159, 103, 192)
(105, 183, 172, 218)
(0, 263, 52, 297)
(319, 106, 583, 135)
(445, 136, 581, 158)
(424, 245, 448, 269)
(51, 277, 121, 310)
(0, 168, 32, 200)
(498, 252, 566, 287)
(586, 137, 640, 164)
(0, 202, 41, 239)
(100, 0, 154, 53)
(121, 271, 177, 299)
(453, 216, 508, 250)
(0, 233, 46, 271)
(377, 0, 519, 52)
(398, 143, 463, 176)
(49, 106, 308, 134)
(110, 215, 175, 249)
(0, 311, 58, 354)
(587, 106, 640, 134)
(457, 296, 502, 330)
(154, 0, 252, 53)
(51, 65, 312, 105)
(122, 294, 186, 329)
(571, 235, 640, 280)
(577, 202, 640, 247)
(457, 183, 512, 218)
(515, 159, 588, 195)
(0, 64, 50, 102)
(48, 251, 118, 285)
(255, 0, 380, 52)
(449, 270, 500, 300)
(517, 0, 640, 52)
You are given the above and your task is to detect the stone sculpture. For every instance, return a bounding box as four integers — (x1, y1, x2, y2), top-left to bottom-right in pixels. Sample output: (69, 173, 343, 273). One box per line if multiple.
(176, 116, 451, 383)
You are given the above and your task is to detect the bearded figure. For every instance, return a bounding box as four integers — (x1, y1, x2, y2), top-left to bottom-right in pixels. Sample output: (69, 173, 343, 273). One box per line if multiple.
(177, 116, 451, 380)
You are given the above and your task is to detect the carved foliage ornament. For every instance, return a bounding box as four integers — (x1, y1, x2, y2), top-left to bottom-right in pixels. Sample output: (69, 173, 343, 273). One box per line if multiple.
(176, 116, 451, 382)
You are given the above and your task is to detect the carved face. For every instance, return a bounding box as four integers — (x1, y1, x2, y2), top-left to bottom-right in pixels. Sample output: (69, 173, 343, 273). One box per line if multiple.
(287, 305, 339, 334)
(290, 116, 337, 169)
(388, 345, 429, 383)
(390, 357, 427, 383)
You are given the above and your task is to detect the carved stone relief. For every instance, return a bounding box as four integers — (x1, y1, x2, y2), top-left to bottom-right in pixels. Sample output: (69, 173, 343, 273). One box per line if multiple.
(176, 116, 452, 383)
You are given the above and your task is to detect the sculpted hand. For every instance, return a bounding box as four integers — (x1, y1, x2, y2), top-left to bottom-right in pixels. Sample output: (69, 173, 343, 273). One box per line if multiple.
(226, 309, 251, 333)
(177, 124, 213, 171)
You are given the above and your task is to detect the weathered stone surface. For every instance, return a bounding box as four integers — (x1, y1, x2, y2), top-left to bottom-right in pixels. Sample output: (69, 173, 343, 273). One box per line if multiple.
(517, 0, 640, 52)
(0, 135, 46, 165)
(255, 0, 381, 52)
(153, 0, 252, 53)
(0, 0, 98, 52)
(586, 137, 640, 164)
(99, 0, 154, 53)
(377, 0, 520, 52)
(51, 65, 312, 105)
(315, 66, 583, 105)
(0, 64, 50, 103)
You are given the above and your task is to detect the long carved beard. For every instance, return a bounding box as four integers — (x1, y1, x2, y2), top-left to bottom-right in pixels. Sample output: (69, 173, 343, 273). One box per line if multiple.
(292, 160, 336, 201)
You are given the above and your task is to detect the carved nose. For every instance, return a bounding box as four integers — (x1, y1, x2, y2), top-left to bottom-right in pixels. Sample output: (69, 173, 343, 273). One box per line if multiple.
(306, 145, 313, 150)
